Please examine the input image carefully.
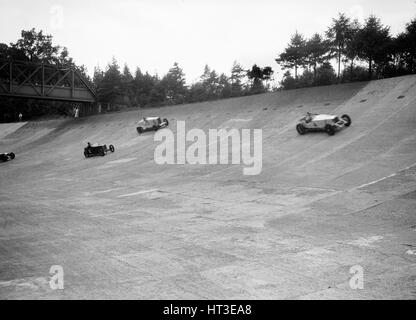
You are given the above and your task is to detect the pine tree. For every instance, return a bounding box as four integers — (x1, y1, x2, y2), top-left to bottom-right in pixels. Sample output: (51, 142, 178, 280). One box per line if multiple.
(121, 64, 134, 105)
(394, 19, 416, 74)
(305, 33, 330, 80)
(276, 31, 307, 80)
(354, 15, 391, 79)
(326, 13, 356, 81)
(97, 57, 123, 105)
(230, 61, 245, 97)
(160, 62, 187, 104)
(344, 19, 361, 81)
(247, 65, 274, 94)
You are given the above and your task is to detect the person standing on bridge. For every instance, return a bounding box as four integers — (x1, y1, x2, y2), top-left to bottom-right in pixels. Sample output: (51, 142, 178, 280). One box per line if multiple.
(18, 113, 22, 122)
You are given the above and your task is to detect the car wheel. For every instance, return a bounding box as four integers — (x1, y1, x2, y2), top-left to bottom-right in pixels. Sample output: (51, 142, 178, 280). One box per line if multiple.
(163, 118, 169, 126)
(153, 125, 158, 131)
(84, 151, 89, 158)
(9, 153, 15, 160)
(296, 124, 306, 135)
(325, 124, 335, 136)
(109, 145, 115, 153)
(137, 127, 143, 134)
(341, 114, 351, 127)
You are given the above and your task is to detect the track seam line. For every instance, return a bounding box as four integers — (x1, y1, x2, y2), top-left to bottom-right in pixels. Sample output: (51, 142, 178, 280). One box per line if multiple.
(117, 188, 159, 198)
(353, 161, 416, 190)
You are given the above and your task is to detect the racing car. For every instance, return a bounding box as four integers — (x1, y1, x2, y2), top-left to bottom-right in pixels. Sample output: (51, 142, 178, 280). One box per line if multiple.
(84, 143, 115, 158)
(0, 152, 15, 162)
(136, 117, 169, 134)
(296, 112, 351, 136)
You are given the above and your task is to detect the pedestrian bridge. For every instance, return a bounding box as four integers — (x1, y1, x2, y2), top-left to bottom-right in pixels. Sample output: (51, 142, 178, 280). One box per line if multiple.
(0, 60, 97, 103)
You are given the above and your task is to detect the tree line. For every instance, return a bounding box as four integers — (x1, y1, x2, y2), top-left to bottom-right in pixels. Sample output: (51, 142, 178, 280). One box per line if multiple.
(0, 12, 415, 121)
(0, 28, 274, 120)
(92, 59, 274, 108)
(276, 13, 416, 89)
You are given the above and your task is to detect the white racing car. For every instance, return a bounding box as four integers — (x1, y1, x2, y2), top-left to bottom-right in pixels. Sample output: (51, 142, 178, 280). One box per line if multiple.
(296, 112, 351, 136)
(136, 117, 169, 134)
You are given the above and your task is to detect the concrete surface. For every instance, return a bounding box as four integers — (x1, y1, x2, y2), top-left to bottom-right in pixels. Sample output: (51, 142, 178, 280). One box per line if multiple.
(0, 122, 27, 139)
(0, 75, 416, 299)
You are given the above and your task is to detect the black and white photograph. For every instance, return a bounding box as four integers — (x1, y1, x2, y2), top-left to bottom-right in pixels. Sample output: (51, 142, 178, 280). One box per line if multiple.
(0, 0, 416, 304)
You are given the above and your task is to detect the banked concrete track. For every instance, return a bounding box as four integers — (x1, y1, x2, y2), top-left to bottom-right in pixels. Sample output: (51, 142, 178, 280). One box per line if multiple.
(1, 75, 416, 299)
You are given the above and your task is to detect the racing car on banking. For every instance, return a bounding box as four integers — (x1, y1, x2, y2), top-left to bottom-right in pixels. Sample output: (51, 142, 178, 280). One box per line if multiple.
(296, 112, 351, 136)
(84, 142, 115, 158)
(0, 152, 15, 162)
(136, 117, 169, 134)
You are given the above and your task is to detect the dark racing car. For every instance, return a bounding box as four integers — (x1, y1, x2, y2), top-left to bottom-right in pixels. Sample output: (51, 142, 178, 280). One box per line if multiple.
(84, 143, 115, 158)
(0, 152, 15, 162)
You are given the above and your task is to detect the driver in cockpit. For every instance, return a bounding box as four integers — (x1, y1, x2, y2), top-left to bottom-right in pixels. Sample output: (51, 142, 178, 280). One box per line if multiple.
(305, 112, 313, 123)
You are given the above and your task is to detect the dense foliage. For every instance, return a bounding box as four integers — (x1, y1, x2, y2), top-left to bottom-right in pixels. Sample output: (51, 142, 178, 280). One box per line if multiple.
(92, 60, 273, 109)
(0, 28, 91, 122)
(277, 14, 416, 89)
(1, 13, 416, 121)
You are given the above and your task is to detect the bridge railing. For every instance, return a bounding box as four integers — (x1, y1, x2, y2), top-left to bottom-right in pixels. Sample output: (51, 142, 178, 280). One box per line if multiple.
(0, 60, 97, 103)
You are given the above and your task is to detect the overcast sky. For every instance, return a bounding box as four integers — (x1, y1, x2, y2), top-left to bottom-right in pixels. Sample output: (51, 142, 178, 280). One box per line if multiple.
(1, 0, 415, 83)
